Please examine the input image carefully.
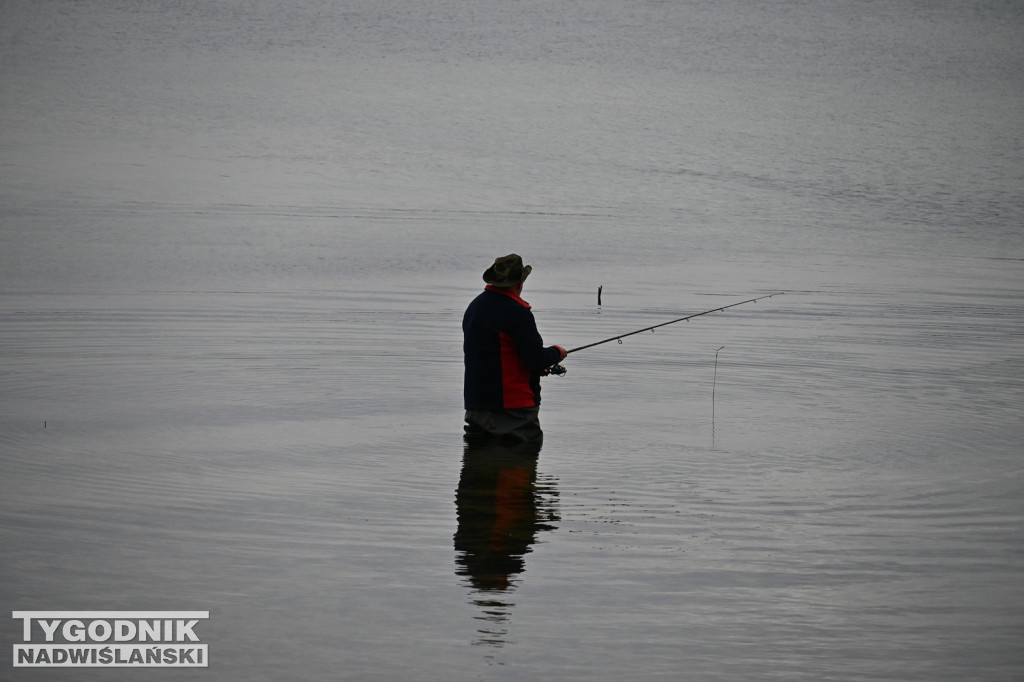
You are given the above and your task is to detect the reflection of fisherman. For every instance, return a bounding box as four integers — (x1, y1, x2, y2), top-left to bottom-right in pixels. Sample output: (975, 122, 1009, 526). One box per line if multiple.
(454, 442, 559, 592)
(463, 254, 567, 444)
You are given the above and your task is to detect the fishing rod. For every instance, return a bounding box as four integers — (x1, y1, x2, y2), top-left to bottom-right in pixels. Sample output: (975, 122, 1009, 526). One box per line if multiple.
(548, 292, 783, 376)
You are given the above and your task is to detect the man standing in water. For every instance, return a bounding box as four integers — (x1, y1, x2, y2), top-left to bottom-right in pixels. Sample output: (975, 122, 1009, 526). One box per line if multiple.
(463, 254, 567, 444)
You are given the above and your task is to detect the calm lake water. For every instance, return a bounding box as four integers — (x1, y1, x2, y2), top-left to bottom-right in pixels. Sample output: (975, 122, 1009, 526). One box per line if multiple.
(2, 1, 1022, 680)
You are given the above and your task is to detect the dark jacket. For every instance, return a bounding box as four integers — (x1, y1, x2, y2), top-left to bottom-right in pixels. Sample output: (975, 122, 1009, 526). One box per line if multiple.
(463, 286, 562, 410)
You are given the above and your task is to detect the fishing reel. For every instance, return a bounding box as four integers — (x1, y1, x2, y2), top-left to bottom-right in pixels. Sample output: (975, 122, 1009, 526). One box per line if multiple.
(546, 363, 567, 377)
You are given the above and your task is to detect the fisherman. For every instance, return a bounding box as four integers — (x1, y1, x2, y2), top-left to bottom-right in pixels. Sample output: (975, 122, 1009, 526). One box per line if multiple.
(463, 254, 567, 444)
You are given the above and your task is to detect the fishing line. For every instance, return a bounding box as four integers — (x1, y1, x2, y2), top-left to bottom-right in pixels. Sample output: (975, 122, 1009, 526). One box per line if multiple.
(712, 345, 725, 448)
(713, 346, 725, 422)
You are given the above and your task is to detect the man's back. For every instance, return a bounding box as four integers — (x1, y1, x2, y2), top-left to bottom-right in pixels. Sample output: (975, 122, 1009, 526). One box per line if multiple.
(463, 287, 551, 411)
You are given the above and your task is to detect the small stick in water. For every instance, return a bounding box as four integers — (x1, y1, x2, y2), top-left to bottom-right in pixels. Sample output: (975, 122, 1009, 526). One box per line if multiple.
(598, 285, 603, 306)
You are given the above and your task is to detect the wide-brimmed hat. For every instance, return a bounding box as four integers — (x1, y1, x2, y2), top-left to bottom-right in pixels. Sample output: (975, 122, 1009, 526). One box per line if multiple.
(482, 253, 532, 287)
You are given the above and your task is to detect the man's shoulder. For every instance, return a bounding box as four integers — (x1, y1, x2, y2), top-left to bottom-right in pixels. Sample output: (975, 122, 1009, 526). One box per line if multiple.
(466, 289, 500, 310)
(481, 287, 531, 309)
(465, 289, 533, 325)
(469, 288, 518, 307)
